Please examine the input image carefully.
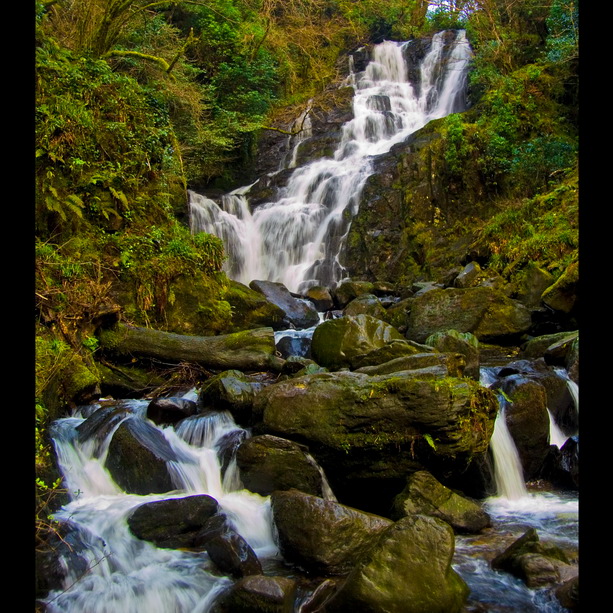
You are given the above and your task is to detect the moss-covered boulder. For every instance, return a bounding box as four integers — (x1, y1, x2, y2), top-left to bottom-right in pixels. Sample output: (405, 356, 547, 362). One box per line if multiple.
(350, 339, 429, 370)
(224, 280, 288, 332)
(199, 370, 256, 425)
(406, 287, 532, 344)
(310, 314, 404, 370)
(332, 280, 376, 308)
(254, 370, 498, 511)
(426, 329, 480, 380)
(236, 435, 332, 498)
(391, 470, 491, 533)
(326, 515, 469, 613)
(271, 489, 392, 575)
(343, 294, 389, 321)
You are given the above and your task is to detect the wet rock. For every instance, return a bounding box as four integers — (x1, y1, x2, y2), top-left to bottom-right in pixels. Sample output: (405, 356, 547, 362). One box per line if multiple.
(236, 434, 332, 498)
(215, 428, 248, 478)
(105, 417, 175, 495)
(555, 576, 579, 610)
(146, 397, 199, 425)
(541, 436, 579, 490)
(276, 334, 312, 359)
(249, 280, 320, 329)
(127, 495, 220, 549)
(391, 470, 491, 533)
(199, 370, 256, 426)
(494, 375, 551, 481)
(304, 285, 334, 311)
(204, 530, 263, 578)
(211, 575, 297, 613)
(326, 515, 469, 613)
(491, 527, 571, 588)
(271, 489, 392, 575)
(342, 294, 389, 321)
(223, 279, 288, 332)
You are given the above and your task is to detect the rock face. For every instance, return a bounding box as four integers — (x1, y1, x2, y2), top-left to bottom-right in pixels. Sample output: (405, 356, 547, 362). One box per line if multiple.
(406, 287, 532, 344)
(326, 515, 469, 613)
(254, 370, 498, 511)
(271, 490, 392, 575)
(391, 470, 491, 533)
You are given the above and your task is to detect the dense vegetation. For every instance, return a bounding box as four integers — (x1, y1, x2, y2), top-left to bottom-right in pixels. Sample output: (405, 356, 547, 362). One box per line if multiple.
(35, 0, 578, 558)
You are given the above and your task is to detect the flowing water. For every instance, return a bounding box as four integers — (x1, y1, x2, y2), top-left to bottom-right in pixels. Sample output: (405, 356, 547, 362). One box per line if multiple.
(42, 401, 279, 613)
(189, 30, 472, 293)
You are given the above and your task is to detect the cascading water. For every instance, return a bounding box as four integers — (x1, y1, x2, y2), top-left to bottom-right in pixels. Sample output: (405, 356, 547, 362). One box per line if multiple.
(41, 400, 279, 613)
(188, 30, 472, 293)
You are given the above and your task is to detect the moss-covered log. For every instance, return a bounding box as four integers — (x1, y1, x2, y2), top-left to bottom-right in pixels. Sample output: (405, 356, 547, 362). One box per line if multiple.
(98, 323, 285, 372)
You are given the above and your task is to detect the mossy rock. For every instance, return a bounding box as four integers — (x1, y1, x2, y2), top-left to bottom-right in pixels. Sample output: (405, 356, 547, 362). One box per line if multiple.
(326, 514, 469, 613)
(541, 261, 578, 314)
(311, 314, 404, 370)
(425, 329, 480, 380)
(391, 470, 491, 533)
(406, 287, 532, 344)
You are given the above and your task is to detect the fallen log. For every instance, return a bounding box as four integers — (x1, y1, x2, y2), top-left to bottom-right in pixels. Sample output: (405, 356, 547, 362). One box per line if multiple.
(98, 323, 285, 372)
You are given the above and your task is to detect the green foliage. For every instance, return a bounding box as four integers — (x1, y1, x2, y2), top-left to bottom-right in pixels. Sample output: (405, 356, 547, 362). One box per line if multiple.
(475, 170, 578, 277)
(546, 0, 578, 63)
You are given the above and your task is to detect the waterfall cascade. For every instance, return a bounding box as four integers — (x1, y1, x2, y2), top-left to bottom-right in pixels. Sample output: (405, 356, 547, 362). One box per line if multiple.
(189, 30, 472, 293)
(43, 403, 278, 612)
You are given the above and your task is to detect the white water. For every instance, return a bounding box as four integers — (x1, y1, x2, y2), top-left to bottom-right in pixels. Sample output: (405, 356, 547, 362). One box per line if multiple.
(189, 30, 472, 293)
(42, 402, 278, 613)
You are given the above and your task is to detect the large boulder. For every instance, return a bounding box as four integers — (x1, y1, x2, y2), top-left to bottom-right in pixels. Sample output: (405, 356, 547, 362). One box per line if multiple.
(127, 495, 220, 549)
(236, 434, 333, 498)
(310, 314, 404, 370)
(253, 370, 498, 511)
(105, 417, 176, 495)
(271, 490, 392, 575)
(326, 515, 469, 613)
(406, 287, 532, 344)
(249, 280, 320, 329)
(391, 470, 491, 533)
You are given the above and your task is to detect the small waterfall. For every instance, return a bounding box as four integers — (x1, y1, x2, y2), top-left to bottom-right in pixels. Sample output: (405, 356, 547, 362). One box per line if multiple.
(548, 409, 569, 448)
(42, 404, 277, 612)
(480, 369, 527, 500)
(490, 404, 528, 500)
(189, 30, 472, 293)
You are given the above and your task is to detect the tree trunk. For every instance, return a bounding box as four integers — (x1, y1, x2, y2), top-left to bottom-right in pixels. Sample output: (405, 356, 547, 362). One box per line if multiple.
(98, 323, 285, 372)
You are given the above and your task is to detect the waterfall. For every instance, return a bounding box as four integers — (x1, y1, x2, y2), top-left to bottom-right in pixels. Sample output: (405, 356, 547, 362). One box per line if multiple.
(42, 404, 277, 613)
(480, 369, 527, 500)
(490, 403, 528, 500)
(189, 30, 472, 293)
